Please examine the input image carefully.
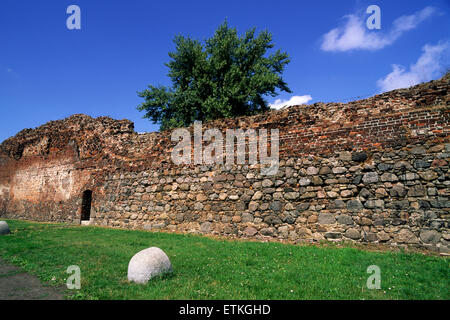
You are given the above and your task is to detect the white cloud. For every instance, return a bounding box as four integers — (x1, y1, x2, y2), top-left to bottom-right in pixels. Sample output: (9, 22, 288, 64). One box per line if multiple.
(5, 67, 19, 78)
(321, 6, 435, 52)
(377, 41, 450, 92)
(270, 95, 312, 110)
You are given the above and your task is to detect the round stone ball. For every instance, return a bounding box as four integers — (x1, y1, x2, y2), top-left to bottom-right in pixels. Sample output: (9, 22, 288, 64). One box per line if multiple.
(0, 221, 10, 235)
(127, 247, 172, 284)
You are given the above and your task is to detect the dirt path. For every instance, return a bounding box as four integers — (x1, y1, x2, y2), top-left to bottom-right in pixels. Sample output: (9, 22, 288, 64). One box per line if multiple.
(0, 258, 65, 300)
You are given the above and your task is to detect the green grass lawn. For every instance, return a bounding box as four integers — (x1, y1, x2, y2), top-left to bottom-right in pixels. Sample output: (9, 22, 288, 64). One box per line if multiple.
(0, 219, 448, 300)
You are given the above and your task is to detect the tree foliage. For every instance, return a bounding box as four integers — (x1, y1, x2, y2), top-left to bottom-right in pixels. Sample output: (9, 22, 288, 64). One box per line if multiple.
(137, 21, 291, 131)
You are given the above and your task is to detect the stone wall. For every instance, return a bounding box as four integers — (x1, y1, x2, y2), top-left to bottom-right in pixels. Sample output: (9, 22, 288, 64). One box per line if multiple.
(95, 142, 449, 253)
(0, 74, 449, 253)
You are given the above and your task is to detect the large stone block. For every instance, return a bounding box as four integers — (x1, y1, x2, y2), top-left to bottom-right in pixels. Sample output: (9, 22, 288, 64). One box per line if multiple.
(347, 199, 363, 212)
(420, 230, 441, 244)
(362, 172, 379, 184)
(394, 229, 419, 244)
(318, 213, 336, 225)
(345, 228, 360, 240)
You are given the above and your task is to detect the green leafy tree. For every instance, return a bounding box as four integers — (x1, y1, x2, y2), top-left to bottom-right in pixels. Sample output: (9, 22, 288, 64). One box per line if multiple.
(137, 21, 291, 131)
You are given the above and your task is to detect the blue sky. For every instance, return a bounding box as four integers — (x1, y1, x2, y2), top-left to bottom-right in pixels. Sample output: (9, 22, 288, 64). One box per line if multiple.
(1, 0, 449, 141)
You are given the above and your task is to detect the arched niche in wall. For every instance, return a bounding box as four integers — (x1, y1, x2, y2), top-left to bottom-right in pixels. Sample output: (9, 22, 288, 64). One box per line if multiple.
(81, 190, 92, 222)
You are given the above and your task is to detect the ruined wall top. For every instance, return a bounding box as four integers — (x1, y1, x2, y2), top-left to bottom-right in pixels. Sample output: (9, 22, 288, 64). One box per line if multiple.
(1, 73, 448, 169)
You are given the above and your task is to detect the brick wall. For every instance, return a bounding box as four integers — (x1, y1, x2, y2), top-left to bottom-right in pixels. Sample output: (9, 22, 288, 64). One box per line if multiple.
(0, 74, 448, 252)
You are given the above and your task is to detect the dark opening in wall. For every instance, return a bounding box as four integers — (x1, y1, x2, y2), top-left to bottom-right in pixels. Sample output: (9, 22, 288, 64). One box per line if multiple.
(81, 190, 92, 221)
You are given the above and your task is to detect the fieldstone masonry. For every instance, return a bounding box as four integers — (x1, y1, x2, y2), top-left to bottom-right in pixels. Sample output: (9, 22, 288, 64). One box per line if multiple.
(0, 74, 449, 253)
